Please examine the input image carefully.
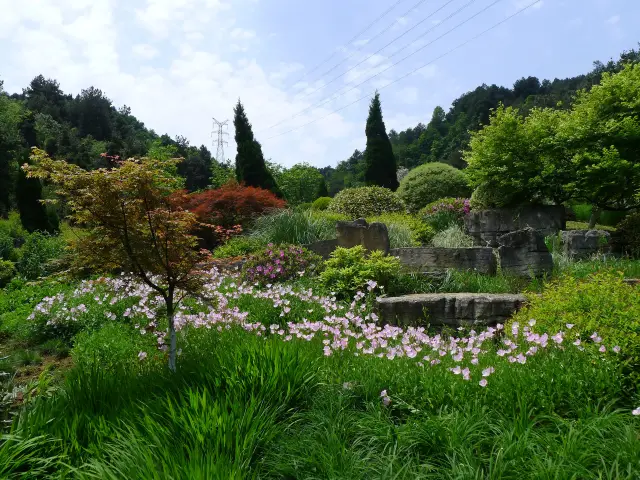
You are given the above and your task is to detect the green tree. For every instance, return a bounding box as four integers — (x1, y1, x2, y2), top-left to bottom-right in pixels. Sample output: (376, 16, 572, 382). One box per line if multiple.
(0, 92, 23, 217)
(277, 163, 326, 205)
(234, 100, 282, 197)
(27, 149, 211, 371)
(363, 92, 398, 190)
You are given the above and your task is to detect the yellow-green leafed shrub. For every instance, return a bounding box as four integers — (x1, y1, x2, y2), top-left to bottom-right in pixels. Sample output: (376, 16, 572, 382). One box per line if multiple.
(368, 213, 435, 246)
(328, 186, 405, 219)
(509, 272, 640, 382)
(311, 197, 332, 211)
(397, 163, 471, 213)
(0, 260, 16, 288)
(320, 246, 400, 298)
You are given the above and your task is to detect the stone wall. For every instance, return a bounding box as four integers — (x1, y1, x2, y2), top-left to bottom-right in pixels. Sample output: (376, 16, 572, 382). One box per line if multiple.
(304, 239, 339, 259)
(464, 206, 566, 247)
(497, 228, 553, 278)
(376, 293, 527, 328)
(389, 247, 496, 275)
(561, 230, 611, 259)
(336, 218, 390, 254)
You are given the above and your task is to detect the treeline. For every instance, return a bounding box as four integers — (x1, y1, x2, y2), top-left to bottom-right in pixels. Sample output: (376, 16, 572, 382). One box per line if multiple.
(321, 45, 640, 195)
(0, 75, 231, 222)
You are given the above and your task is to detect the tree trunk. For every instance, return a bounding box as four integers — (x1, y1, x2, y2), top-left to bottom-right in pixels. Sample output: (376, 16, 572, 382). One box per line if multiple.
(167, 298, 177, 372)
(588, 207, 600, 229)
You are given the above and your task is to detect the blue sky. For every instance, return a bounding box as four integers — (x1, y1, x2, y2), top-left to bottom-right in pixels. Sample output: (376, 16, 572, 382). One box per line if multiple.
(0, 0, 637, 168)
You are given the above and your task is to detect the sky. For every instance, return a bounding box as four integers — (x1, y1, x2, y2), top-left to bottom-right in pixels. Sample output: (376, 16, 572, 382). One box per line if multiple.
(0, 0, 637, 168)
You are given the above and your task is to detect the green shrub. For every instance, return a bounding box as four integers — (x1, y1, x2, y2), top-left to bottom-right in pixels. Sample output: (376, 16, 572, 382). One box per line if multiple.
(0, 211, 27, 240)
(509, 272, 640, 383)
(72, 323, 150, 372)
(298, 202, 313, 211)
(311, 197, 332, 211)
(242, 245, 323, 284)
(213, 236, 266, 259)
(431, 224, 475, 248)
(368, 213, 434, 246)
(397, 163, 471, 213)
(0, 232, 15, 261)
(320, 246, 400, 298)
(470, 182, 510, 210)
(16, 232, 65, 280)
(328, 186, 405, 219)
(617, 211, 640, 258)
(421, 197, 471, 232)
(571, 204, 628, 226)
(0, 260, 16, 288)
(249, 210, 338, 245)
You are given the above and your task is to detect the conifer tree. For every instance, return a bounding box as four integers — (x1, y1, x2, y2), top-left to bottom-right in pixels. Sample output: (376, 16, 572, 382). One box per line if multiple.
(233, 100, 283, 197)
(363, 92, 399, 191)
(16, 162, 59, 234)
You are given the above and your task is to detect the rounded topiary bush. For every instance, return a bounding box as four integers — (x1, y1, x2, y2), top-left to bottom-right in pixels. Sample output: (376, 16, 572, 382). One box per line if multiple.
(311, 197, 332, 211)
(328, 186, 405, 219)
(397, 163, 471, 213)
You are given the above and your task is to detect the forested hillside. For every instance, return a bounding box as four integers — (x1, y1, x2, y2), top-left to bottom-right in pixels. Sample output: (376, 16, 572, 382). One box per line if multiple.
(321, 45, 640, 195)
(0, 75, 230, 217)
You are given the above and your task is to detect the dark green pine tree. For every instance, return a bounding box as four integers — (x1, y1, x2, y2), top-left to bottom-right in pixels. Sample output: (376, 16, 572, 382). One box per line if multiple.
(363, 92, 399, 191)
(233, 100, 283, 197)
(315, 178, 329, 199)
(16, 164, 59, 234)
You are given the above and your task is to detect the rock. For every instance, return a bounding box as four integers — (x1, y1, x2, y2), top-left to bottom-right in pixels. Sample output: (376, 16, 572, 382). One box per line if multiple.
(389, 247, 496, 275)
(623, 279, 640, 287)
(336, 218, 390, 254)
(376, 292, 527, 328)
(303, 239, 339, 259)
(497, 227, 553, 278)
(464, 206, 566, 247)
(561, 230, 612, 259)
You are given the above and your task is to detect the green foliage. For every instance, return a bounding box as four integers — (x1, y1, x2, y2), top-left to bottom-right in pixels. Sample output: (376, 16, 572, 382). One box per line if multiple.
(571, 204, 627, 226)
(617, 211, 640, 258)
(0, 232, 15, 261)
(242, 245, 323, 284)
(367, 213, 434, 246)
(328, 186, 405, 219)
(421, 197, 471, 232)
(363, 92, 398, 190)
(0, 259, 16, 288)
(212, 236, 266, 259)
(249, 210, 339, 246)
(311, 197, 332, 211)
(431, 224, 475, 248)
(510, 272, 640, 382)
(234, 100, 283, 197)
(16, 232, 65, 280)
(320, 246, 400, 298)
(72, 324, 149, 372)
(397, 162, 471, 213)
(276, 163, 327, 205)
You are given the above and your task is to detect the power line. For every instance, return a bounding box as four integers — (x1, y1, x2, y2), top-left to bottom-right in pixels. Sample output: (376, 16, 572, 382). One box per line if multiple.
(293, 0, 458, 105)
(262, 0, 489, 133)
(290, 0, 408, 87)
(263, 0, 541, 142)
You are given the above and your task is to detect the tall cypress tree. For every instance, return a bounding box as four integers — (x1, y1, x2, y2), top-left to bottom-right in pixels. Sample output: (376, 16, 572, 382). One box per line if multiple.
(233, 100, 283, 197)
(363, 92, 399, 190)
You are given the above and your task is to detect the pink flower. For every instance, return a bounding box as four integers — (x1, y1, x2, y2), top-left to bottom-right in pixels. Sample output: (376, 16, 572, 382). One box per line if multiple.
(599, 345, 606, 353)
(138, 351, 147, 361)
(613, 346, 621, 353)
(479, 379, 488, 387)
(482, 367, 494, 377)
(632, 407, 640, 416)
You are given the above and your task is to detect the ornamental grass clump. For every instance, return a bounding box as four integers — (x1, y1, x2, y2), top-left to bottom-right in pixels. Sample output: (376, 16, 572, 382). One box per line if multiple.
(242, 244, 323, 284)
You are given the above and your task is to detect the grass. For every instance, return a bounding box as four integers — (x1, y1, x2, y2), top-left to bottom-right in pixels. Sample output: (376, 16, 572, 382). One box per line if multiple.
(0, 249, 639, 477)
(566, 220, 617, 232)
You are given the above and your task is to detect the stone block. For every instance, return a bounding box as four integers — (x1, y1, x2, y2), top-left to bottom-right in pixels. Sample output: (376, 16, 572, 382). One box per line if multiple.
(336, 218, 390, 254)
(464, 206, 566, 247)
(376, 293, 527, 328)
(497, 227, 553, 278)
(303, 239, 338, 259)
(561, 230, 611, 259)
(389, 247, 496, 275)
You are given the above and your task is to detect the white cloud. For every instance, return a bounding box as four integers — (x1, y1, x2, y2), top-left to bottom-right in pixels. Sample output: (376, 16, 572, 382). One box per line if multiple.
(132, 43, 159, 59)
(229, 27, 256, 40)
(606, 15, 620, 25)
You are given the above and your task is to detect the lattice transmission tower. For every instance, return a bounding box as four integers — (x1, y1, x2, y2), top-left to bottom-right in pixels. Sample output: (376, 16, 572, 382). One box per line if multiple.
(211, 117, 229, 164)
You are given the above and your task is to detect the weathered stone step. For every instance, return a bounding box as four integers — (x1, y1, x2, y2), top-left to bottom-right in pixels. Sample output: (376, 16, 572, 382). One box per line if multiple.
(376, 293, 527, 328)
